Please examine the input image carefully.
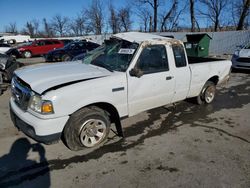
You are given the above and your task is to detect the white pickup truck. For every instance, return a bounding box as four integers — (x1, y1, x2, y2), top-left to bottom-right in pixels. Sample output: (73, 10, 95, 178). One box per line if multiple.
(10, 32, 231, 150)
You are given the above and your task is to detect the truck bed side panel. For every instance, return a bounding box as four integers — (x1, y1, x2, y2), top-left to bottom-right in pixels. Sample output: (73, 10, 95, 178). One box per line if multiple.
(187, 60, 231, 98)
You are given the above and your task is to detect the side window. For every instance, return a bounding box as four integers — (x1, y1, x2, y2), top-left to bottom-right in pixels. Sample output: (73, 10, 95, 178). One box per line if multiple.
(172, 44, 187, 67)
(137, 45, 169, 74)
(53, 40, 60, 44)
(37, 41, 45, 46)
(44, 40, 53, 45)
(87, 42, 99, 50)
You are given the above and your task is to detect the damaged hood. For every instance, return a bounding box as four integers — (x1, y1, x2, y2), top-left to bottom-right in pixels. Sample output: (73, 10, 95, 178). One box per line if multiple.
(15, 62, 111, 94)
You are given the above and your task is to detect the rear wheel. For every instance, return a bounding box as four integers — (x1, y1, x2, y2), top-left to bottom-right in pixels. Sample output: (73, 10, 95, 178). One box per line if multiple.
(23, 51, 32, 58)
(196, 81, 216, 105)
(63, 106, 110, 151)
(62, 54, 71, 62)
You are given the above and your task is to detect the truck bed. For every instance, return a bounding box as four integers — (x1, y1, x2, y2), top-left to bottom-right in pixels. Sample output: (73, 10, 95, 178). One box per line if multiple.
(188, 56, 224, 64)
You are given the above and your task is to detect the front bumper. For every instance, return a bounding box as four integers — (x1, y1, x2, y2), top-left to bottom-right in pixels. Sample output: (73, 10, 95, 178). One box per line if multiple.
(45, 54, 61, 62)
(232, 57, 250, 70)
(10, 98, 69, 144)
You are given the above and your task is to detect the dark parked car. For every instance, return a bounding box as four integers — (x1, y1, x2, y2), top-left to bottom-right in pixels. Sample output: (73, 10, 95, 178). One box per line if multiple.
(72, 53, 85, 61)
(45, 41, 100, 62)
(0, 54, 22, 94)
(17, 39, 64, 58)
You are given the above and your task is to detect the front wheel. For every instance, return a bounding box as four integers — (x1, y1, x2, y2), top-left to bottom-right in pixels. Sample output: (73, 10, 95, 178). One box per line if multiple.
(23, 51, 32, 58)
(63, 106, 110, 151)
(196, 81, 216, 105)
(62, 54, 71, 62)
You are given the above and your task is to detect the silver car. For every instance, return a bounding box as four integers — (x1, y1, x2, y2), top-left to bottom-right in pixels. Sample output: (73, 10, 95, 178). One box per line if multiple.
(232, 43, 250, 70)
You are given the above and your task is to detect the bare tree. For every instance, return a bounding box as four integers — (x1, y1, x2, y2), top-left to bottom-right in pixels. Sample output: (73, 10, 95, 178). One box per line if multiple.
(70, 12, 86, 36)
(118, 6, 132, 32)
(199, 0, 228, 31)
(137, 7, 151, 32)
(86, 0, 104, 35)
(237, 0, 250, 30)
(108, 3, 120, 34)
(51, 14, 70, 37)
(30, 19, 40, 37)
(160, 0, 178, 32)
(42, 18, 54, 37)
(189, 0, 196, 31)
(159, 0, 188, 31)
(136, 0, 159, 32)
(24, 22, 35, 37)
(5, 22, 18, 34)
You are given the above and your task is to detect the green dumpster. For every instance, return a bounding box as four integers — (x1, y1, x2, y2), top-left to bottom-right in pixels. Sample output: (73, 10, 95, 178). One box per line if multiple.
(184, 34, 212, 57)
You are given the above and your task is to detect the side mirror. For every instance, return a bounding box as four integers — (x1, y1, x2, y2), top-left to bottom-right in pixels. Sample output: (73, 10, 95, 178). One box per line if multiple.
(129, 68, 143, 78)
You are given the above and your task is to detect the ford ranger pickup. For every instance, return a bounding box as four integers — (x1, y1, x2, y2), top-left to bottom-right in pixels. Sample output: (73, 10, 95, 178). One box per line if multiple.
(10, 32, 231, 150)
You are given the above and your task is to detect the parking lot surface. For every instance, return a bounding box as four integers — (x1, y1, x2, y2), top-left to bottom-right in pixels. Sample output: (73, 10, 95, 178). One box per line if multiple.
(0, 67, 249, 188)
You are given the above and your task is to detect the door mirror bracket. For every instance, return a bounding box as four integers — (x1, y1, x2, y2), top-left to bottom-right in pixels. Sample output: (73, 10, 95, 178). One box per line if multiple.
(129, 68, 143, 78)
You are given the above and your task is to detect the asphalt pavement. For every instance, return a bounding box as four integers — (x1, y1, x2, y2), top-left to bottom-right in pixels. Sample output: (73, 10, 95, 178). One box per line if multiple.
(0, 65, 249, 188)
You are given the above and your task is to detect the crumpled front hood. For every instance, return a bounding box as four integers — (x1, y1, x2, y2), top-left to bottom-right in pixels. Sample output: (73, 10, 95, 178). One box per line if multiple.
(15, 62, 111, 94)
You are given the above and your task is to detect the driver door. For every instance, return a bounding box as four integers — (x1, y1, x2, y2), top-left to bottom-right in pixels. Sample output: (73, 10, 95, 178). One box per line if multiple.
(127, 44, 175, 116)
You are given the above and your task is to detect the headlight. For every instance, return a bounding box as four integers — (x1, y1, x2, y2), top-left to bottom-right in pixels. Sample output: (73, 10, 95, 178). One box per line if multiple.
(234, 50, 239, 57)
(29, 94, 54, 114)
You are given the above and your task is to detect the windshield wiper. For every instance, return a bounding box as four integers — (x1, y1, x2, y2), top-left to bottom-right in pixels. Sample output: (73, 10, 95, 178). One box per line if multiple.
(92, 61, 114, 72)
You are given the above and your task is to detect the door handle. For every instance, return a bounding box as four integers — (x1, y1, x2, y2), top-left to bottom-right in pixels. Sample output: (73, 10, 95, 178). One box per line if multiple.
(166, 76, 174, 80)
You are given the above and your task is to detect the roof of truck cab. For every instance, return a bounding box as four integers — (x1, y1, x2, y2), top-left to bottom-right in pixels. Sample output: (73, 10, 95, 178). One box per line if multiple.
(113, 32, 171, 43)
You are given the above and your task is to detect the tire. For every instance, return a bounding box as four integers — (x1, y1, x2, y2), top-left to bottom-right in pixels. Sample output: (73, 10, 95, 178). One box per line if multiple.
(62, 54, 71, 62)
(196, 81, 216, 105)
(63, 106, 111, 151)
(23, 51, 32, 58)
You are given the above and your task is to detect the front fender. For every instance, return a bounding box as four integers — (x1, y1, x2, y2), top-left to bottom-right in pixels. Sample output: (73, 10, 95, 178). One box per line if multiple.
(36, 73, 128, 120)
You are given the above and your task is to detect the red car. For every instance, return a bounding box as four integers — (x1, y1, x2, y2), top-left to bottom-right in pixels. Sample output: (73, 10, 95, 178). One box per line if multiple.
(17, 39, 64, 58)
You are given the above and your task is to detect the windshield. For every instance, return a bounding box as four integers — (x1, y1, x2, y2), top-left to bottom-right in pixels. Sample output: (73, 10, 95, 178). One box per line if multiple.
(18, 42, 32, 47)
(82, 38, 139, 72)
(64, 41, 82, 49)
(64, 42, 76, 49)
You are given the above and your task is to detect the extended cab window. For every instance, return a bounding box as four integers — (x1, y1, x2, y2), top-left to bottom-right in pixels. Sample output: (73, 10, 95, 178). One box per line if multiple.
(172, 44, 187, 67)
(137, 45, 169, 73)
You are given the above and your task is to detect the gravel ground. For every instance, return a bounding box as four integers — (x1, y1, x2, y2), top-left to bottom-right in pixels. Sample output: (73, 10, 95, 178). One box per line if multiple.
(0, 67, 249, 188)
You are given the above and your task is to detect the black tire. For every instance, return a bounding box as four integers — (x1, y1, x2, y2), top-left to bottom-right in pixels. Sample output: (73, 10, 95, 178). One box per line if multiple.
(63, 106, 110, 151)
(23, 51, 32, 58)
(62, 54, 71, 62)
(196, 81, 216, 105)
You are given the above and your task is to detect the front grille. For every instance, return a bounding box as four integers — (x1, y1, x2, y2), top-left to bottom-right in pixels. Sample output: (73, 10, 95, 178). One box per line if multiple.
(237, 65, 250, 68)
(11, 76, 31, 111)
(236, 57, 250, 63)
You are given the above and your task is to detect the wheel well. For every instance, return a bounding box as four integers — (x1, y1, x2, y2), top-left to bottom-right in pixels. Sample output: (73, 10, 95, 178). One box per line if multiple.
(86, 102, 124, 137)
(208, 76, 219, 85)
